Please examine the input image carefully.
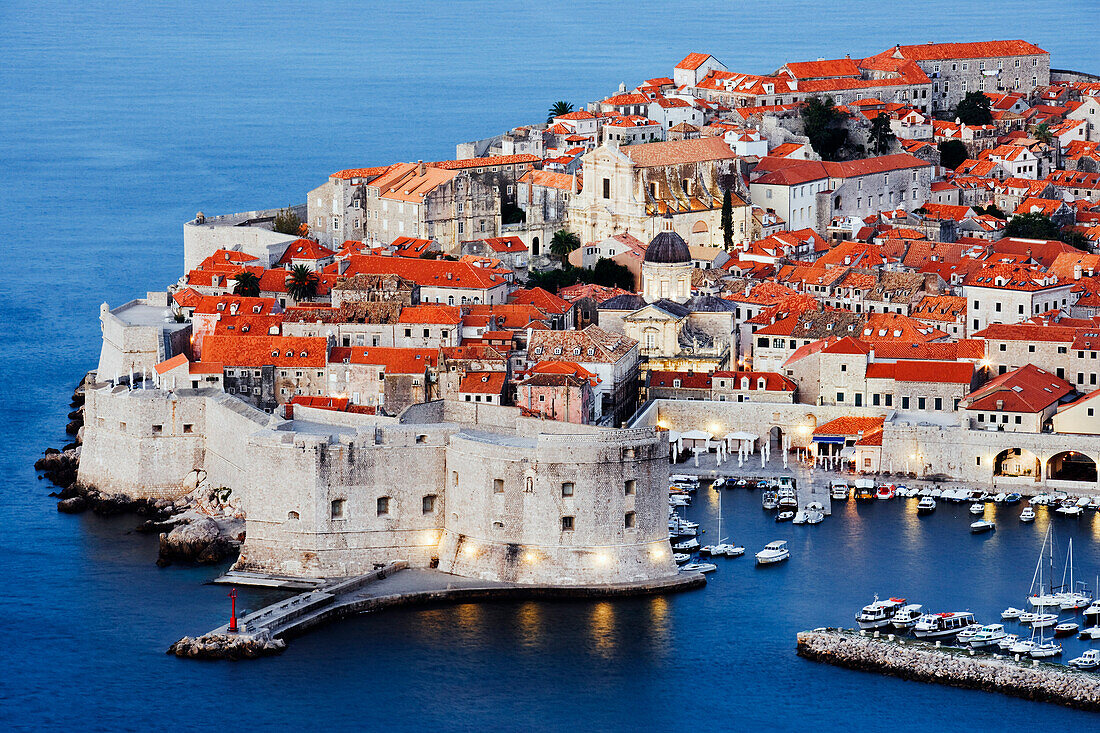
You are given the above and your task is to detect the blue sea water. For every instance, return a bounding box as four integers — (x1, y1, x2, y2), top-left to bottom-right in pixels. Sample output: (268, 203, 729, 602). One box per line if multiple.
(3, 1, 1100, 730)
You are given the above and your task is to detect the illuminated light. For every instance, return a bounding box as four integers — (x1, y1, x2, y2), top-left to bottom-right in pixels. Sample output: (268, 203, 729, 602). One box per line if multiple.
(463, 544, 477, 558)
(523, 551, 537, 563)
(651, 547, 667, 560)
(594, 552, 611, 566)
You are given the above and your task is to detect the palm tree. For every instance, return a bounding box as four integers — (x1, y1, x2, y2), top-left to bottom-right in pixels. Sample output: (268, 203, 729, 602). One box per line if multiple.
(1032, 122, 1054, 146)
(548, 229, 581, 265)
(232, 271, 261, 298)
(285, 264, 319, 302)
(547, 100, 574, 123)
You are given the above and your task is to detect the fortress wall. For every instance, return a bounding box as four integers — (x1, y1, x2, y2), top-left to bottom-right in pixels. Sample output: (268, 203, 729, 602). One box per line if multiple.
(78, 386, 206, 499)
(435, 427, 676, 585)
(202, 392, 280, 492)
(183, 217, 297, 273)
(96, 302, 165, 379)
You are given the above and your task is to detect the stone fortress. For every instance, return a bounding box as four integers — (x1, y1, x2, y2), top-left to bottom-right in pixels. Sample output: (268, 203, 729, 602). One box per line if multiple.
(78, 383, 678, 585)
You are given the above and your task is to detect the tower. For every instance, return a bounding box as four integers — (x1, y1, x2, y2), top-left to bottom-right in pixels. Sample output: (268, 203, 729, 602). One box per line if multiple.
(641, 216, 693, 303)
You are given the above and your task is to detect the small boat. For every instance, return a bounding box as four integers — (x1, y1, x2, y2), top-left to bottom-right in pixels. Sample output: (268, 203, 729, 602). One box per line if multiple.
(891, 604, 924, 630)
(1054, 622, 1079, 637)
(755, 540, 790, 565)
(673, 553, 691, 564)
(805, 510, 825, 525)
(776, 511, 794, 522)
(777, 489, 798, 510)
(1004, 493, 1022, 504)
(956, 626, 981, 644)
(698, 545, 717, 556)
(997, 634, 1019, 651)
(854, 480, 875, 502)
(755, 479, 771, 490)
(876, 484, 895, 500)
(1056, 504, 1083, 517)
(712, 544, 744, 558)
(1079, 626, 1100, 640)
(856, 596, 908, 630)
(970, 520, 995, 534)
(929, 487, 943, 498)
(1019, 611, 1038, 624)
(992, 492, 1007, 503)
(1029, 613, 1058, 629)
(969, 502, 985, 515)
(734, 478, 751, 489)
(1030, 641, 1061, 658)
(830, 481, 850, 500)
(1009, 638, 1039, 654)
(1001, 607, 1024, 620)
(1060, 592, 1093, 610)
(680, 562, 716, 573)
(913, 612, 979, 639)
(669, 495, 690, 507)
(917, 497, 936, 515)
(1019, 507, 1035, 523)
(1084, 602, 1100, 621)
(672, 538, 700, 552)
(1068, 650, 1100, 670)
(762, 491, 778, 510)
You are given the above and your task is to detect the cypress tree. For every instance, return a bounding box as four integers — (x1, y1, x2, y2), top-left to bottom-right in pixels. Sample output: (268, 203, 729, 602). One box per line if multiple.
(721, 188, 734, 250)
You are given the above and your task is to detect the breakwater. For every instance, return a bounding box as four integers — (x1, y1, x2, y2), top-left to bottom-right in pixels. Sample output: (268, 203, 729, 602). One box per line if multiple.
(797, 629, 1100, 711)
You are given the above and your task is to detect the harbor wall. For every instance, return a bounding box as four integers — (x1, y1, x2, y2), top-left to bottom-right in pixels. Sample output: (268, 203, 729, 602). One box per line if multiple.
(797, 629, 1100, 711)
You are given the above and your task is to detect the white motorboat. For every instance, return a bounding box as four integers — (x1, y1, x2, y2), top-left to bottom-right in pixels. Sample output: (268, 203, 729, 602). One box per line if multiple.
(917, 497, 936, 515)
(856, 596, 909, 630)
(970, 520, 995, 534)
(776, 511, 794, 522)
(1009, 637, 1039, 654)
(1056, 504, 1083, 517)
(969, 502, 985, 515)
(1054, 622, 1079, 637)
(891, 604, 924, 630)
(673, 553, 691, 564)
(672, 538, 700, 552)
(1084, 601, 1100, 621)
(1029, 613, 1058, 629)
(777, 489, 798, 510)
(929, 487, 943, 498)
(1019, 507, 1035, 523)
(1030, 641, 1061, 658)
(680, 562, 716, 573)
(805, 510, 825, 525)
(913, 612, 979, 639)
(669, 495, 690, 507)
(992, 492, 1007, 503)
(712, 544, 745, 558)
(956, 626, 981, 644)
(1079, 626, 1100, 640)
(1060, 591, 1092, 610)
(762, 491, 778, 510)
(830, 481, 850, 500)
(997, 634, 1019, 651)
(755, 540, 790, 565)
(972, 620, 1007, 647)
(1068, 650, 1100, 670)
(876, 484, 895, 500)
(698, 545, 718, 556)
(1001, 607, 1024, 620)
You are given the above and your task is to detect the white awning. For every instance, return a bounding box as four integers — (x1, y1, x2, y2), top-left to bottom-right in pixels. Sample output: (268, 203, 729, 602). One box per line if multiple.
(724, 431, 758, 441)
(839, 446, 857, 459)
(681, 430, 713, 440)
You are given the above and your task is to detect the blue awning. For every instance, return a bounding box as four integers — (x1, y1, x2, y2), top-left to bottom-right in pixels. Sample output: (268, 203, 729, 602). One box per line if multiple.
(812, 436, 846, 444)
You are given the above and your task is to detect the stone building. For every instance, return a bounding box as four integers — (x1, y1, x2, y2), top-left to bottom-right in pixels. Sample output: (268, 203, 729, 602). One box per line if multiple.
(201, 335, 329, 412)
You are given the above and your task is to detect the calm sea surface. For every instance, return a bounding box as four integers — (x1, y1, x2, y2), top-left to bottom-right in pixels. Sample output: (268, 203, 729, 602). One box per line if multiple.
(3, 1, 1100, 730)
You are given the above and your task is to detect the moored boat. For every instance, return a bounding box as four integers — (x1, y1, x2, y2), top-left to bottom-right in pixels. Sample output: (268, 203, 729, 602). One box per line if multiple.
(776, 511, 794, 522)
(1054, 621, 1078, 637)
(1029, 640, 1061, 658)
(1028, 613, 1058, 629)
(917, 497, 936, 515)
(876, 484, 895, 500)
(997, 634, 1019, 651)
(1004, 493, 1022, 504)
(1068, 650, 1100, 670)
(913, 611, 979, 639)
(969, 502, 985, 515)
(970, 519, 995, 534)
(672, 538, 700, 552)
(830, 480, 850, 500)
(1001, 607, 1024, 620)
(891, 603, 923, 630)
(856, 596, 908, 630)
(680, 562, 716, 573)
(1019, 507, 1035, 523)
(755, 540, 790, 566)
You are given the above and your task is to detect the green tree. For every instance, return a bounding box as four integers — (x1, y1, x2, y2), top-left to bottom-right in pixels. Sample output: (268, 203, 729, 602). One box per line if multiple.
(1003, 212, 1060, 240)
(721, 188, 734, 250)
(273, 207, 302, 236)
(591, 258, 635, 290)
(1060, 229, 1091, 252)
(973, 203, 1007, 219)
(232, 271, 261, 297)
(953, 92, 993, 125)
(547, 100, 574, 123)
(285, 264, 320, 302)
(526, 267, 582, 291)
(801, 97, 848, 161)
(869, 112, 896, 155)
(1031, 122, 1054, 146)
(937, 139, 969, 170)
(548, 228, 581, 265)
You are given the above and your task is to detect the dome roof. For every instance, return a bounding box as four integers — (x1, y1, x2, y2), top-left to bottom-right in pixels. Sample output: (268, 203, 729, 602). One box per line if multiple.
(644, 230, 691, 264)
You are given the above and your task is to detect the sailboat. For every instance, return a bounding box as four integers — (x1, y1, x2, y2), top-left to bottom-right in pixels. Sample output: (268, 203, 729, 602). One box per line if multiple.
(1027, 526, 1062, 608)
(1057, 540, 1092, 610)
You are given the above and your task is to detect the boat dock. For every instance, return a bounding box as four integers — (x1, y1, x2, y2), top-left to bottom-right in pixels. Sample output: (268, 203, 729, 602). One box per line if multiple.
(797, 628, 1100, 711)
(171, 563, 705, 659)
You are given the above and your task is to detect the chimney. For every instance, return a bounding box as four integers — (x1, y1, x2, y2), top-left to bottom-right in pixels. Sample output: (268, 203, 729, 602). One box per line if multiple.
(996, 399, 1004, 411)
(417, 160, 425, 176)
(1075, 264, 1083, 280)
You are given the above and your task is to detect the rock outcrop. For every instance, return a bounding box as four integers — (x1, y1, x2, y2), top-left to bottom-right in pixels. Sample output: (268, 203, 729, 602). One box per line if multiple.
(158, 517, 241, 567)
(797, 629, 1100, 711)
(167, 631, 285, 660)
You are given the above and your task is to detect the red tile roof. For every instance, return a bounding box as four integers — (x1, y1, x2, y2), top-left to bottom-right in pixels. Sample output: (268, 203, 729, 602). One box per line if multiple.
(964, 363, 1072, 412)
(342, 255, 509, 290)
(877, 40, 1047, 62)
(201, 335, 327, 368)
(277, 239, 335, 264)
(814, 416, 885, 437)
(328, 346, 438, 374)
(866, 359, 974, 383)
(676, 53, 714, 71)
(509, 287, 571, 314)
(397, 305, 463, 325)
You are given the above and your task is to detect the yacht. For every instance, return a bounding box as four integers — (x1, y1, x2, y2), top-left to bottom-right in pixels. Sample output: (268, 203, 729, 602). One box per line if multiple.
(1068, 650, 1100, 670)
(1030, 641, 1061, 658)
(891, 604, 924, 631)
(969, 502, 985, 515)
(1019, 507, 1035, 523)
(680, 561, 717, 573)
(1001, 607, 1024, 620)
(830, 481, 850, 500)
(917, 497, 936, 515)
(970, 520, 996, 534)
(672, 538, 700, 552)
(856, 597, 908, 630)
(972, 620, 1007, 647)
(997, 634, 1019, 651)
(1054, 621, 1079, 637)
(755, 540, 790, 566)
(876, 484, 895, 500)
(913, 612, 979, 639)
(673, 553, 691, 564)
(1028, 613, 1058, 629)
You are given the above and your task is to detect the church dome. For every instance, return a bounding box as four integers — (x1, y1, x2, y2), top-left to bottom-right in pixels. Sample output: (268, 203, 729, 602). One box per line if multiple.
(644, 230, 691, 264)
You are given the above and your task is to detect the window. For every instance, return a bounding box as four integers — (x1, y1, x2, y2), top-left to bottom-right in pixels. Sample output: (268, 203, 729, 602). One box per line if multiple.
(602, 178, 610, 199)
(561, 516, 574, 531)
(934, 398, 942, 411)
(376, 496, 390, 515)
(625, 479, 636, 495)
(331, 499, 346, 519)
(152, 424, 163, 434)
(901, 397, 910, 409)
(625, 512, 636, 529)
(492, 478, 505, 494)
(183, 424, 193, 433)
(918, 397, 926, 410)
(836, 392, 844, 403)
(287, 511, 299, 520)
(422, 495, 436, 514)
(561, 482, 575, 497)
(1014, 416, 1022, 425)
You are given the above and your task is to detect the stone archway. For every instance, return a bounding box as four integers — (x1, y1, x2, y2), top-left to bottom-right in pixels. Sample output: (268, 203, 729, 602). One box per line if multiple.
(532, 235, 540, 256)
(769, 426, 784, 451)
(994, 448, 1041, 480)
(1047, 451, 1097, 483)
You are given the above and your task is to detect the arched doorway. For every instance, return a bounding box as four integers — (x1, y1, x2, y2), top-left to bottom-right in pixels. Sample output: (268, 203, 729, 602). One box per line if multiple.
(769, 426, 784, 452)
(531, 236, 540, 256)
(1047, 451, 1097, 482)
(994, 448, 1040, 480)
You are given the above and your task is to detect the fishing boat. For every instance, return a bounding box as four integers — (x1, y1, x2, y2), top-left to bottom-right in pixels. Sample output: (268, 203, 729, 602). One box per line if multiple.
(755, 540, 790, 566)
(913, 612, 979, 639)
(916, 496, 936, 514)
(830, 480, 850, 500)
(1068, 650, 1100, 670)
(1054, 622, 1079, 637)
(1019, 507, 1035, 523)
(969, 502, 985, 515)
(891, 604, 924, 630)
(680, 562, 716, 573)
(970, 520, 995, 534)
(1001, 607, 1024, 620)
(876, 484, 895, 500)
(856, 596, 908, 630)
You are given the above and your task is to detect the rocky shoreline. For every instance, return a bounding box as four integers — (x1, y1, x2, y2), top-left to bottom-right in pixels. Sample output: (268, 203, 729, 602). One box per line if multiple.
(797, 629, 1100, 711)
(37, 371, 245, 568)
(167, 631, 285, 660)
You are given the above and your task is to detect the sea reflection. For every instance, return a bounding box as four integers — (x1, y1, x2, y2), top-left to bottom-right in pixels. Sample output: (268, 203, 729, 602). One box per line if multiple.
(515, 601, 543, 650)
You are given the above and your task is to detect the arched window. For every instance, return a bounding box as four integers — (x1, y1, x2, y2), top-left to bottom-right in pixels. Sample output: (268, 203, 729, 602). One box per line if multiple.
(834, 195, 842, 209)
(287, 511, 300, 520)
